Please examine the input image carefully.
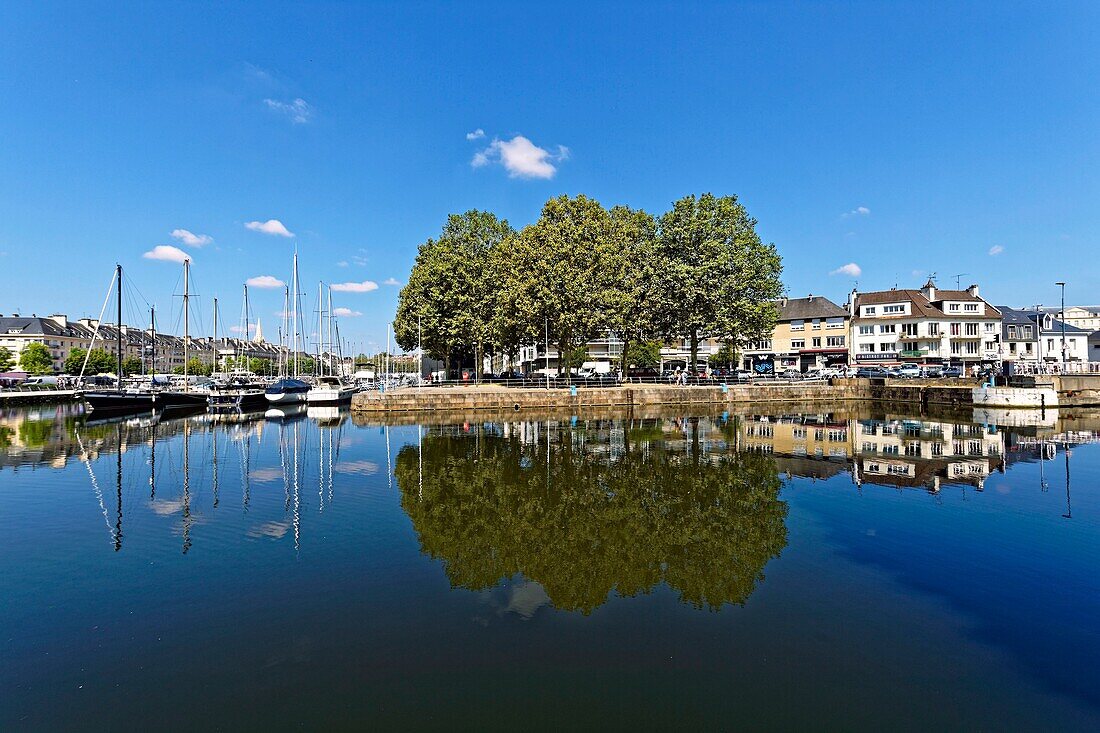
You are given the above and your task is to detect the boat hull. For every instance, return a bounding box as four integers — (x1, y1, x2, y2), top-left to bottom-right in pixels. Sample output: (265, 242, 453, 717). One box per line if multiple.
(265, 390, 308, 404)
(305, 387, 356, 405)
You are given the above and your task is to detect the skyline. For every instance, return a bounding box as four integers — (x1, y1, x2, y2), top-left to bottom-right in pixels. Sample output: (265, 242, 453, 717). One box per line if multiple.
(3, 2, 1100, 349)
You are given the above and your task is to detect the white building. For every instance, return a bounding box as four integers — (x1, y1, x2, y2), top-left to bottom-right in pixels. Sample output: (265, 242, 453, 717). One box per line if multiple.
(848, 281, 1002, 367)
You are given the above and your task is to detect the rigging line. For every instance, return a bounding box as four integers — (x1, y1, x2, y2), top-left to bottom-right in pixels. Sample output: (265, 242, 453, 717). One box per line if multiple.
(74, 429, 116, 547)
(79, 268, 118, 379)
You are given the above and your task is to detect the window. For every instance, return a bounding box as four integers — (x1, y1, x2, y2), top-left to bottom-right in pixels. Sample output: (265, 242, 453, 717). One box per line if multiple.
(964, 303, 978, 312)
(965, 323, 979, 336)
(929, 322, 940, 336)
(812, 337, 821, 347)
(950, 323, 961, 336)
(985, 341, 997, 351)
(860, 343, 875, 352)
(826, 317, 844, 329)
(1047, 339, 1054, 350)
(1025, 342, 1033, 353)
(792, 427, 806, 439)
(1008, 325, 1017, 338)
(1022, 326, 1032, 338)
(880, 342, 894, 352)
(901, 323, 918, 336)
(859, 325, 874, 335)
(880, 324, 896, 334)
(811, 319, 821, 330)
(790, 319, 804, 331)
(827, 336, 845, 347)
(864, 306, 876, 316)
(949, 303, 960, 311)
(1010, 342, 1017, 353)
(883, 305, 904, 314)
(931, 442, 943, 456)
(985, 322, 996, 332)
(966, 342, 979, 355)
(790, 339, 805, 349)
(951, 342, 961, 354)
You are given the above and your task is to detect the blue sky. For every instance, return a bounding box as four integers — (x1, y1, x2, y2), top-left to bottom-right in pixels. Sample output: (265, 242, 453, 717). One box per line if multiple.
(2, 1, 1099, 351)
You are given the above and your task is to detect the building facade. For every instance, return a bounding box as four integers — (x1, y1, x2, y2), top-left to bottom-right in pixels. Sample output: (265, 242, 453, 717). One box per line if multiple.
(740, 296, 850, 373)
(848, 281, 1002, 367)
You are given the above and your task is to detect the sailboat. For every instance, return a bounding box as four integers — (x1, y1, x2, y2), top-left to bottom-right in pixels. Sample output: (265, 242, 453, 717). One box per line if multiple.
(306, 284, 356, 405)
(84, 262, 207, 414)
(266, 252, 311, 405)
(209, 285, 268, 411)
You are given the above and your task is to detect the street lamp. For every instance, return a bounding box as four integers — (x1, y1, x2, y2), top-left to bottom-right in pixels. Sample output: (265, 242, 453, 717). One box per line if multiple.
(1056, 282, 1066, 372)
(1034, 304, 1043, 374)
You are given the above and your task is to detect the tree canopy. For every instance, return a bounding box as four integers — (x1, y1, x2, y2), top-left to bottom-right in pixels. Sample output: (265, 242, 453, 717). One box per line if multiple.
(0, 346, 14, 371)
(393, 193, 782, 377)
(18, 343, 54, 374)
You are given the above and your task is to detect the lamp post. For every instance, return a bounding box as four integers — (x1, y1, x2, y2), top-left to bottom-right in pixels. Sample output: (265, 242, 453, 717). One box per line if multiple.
(1056, 282, 1066, 372)
(1034, 304, 1043, 374)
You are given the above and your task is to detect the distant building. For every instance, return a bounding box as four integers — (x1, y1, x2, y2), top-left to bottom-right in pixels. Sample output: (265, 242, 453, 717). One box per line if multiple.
(847, 280, 1002, 367)
(1040, 305, 1100, 332)
(997, 307, 1090, 365)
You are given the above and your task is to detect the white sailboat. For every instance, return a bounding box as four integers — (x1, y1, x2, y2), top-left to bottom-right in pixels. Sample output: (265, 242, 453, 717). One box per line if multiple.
(307, 283, 355, 404)
(266, 251, 310, 404)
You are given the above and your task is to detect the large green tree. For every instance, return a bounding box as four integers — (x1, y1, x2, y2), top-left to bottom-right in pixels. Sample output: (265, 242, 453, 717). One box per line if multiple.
(394, 210, 514, 378)
(0, 346, 14, 371)
(492, 195, 620, 381)
(18, 342, 54, 374)
(652, 193, 783, 371)
(605, 205, 659, 373)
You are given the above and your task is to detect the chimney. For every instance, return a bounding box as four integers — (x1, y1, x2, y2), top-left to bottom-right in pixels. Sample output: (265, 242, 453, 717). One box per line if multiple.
(920, 277, 936, 301)
(967, 284, 979, 297)
(807, 293, 814, 301)
(49, 314, 68, 328)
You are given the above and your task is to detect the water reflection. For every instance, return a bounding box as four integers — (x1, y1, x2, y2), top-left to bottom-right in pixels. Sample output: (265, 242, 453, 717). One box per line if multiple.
(397, 418, 789, 613)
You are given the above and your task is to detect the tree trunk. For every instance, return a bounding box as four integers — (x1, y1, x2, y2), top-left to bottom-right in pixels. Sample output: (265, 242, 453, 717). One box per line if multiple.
(690, 330, 699, 375)
(444, 352, 451, 382)
(619, 336, 632, 380)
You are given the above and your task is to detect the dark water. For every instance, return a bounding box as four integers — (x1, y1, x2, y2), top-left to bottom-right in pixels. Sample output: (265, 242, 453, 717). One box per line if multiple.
(2, 402, 1099, 730)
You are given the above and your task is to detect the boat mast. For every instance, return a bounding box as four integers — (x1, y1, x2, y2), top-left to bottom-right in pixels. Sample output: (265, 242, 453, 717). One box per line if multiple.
(327, 287, 334, 378)
(150, 307, 157, 381)
(292, 251, 300, 378)
(317, 281, 324, 377)
(212, 296, 219, 373)
(243, 283, 250, 369)
(183, 258, 191, 388)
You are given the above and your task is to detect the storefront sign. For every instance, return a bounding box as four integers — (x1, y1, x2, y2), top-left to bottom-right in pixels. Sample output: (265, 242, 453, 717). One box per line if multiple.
(855, 352, 898, 362)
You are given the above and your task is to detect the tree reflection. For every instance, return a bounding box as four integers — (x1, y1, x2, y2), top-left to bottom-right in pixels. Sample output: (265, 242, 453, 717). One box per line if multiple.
(396, 421, 788, 614)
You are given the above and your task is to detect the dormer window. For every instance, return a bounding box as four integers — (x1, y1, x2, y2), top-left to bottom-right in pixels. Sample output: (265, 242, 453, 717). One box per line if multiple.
(949, 303, 960, 312)
(864, 307, 876, 316)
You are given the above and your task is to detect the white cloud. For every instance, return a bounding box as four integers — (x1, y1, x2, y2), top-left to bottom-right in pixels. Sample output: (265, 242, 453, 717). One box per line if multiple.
(988, 245, 1004, 256)
(170, 228, 213, 247)
(143, 245, 191, 264)
(246, 275, 286, 289)
(471, 135, 568, 179)
(264, 97, 313, 124)
(337, 260, 349, 267)
(230, 324, 258, 334)
(830, 262, 862, 277)
(842, 206, 871, 218)
(245, 219, 294, 237)
(333, 307, 363, 317)
(331, 280, 378, 293)
(466, 128, 485, 140)
(383, 277, 402, 286)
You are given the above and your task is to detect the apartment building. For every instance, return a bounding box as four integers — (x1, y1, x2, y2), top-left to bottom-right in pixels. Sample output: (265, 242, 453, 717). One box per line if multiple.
(998, 307, 1090, 365)
(848, 280, 1002, 367)
(740, 295, 849, 373)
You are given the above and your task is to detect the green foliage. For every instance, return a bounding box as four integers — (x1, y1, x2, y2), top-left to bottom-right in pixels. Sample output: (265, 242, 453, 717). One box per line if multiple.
(652, 193, 783, 369)
(121, 356, 143, 376)
(624, 340, 662, 368)
(67, 347, 117, 375)
(708, 342, 739, 368)
(187, 357, 213, 376)
(18, 342, 54, 375)
(395, 419, 787, 614)
(249, 357, 275, 376)
(394, 210, 515, 373)
(493, 195, 620, 378)
(0, 346, 14, 371)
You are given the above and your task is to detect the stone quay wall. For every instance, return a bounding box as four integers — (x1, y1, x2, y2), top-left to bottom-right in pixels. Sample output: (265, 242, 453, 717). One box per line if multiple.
(350, 380, 980, 414)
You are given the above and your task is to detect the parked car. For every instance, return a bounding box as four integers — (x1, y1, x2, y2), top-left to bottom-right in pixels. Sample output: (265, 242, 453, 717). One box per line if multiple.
(777, 368, 802, 380)
(625, 366, 660, 382)
(855, 366, 889, 378)
(941, 366, 964, 378)
(922, 365, 944, 378)
(583, 371, 620, 387)
(897, 364, 922, 378)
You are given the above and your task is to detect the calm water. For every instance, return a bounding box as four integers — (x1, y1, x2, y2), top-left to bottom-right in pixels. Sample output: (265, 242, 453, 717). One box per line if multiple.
(2, 401, 1099, 730)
